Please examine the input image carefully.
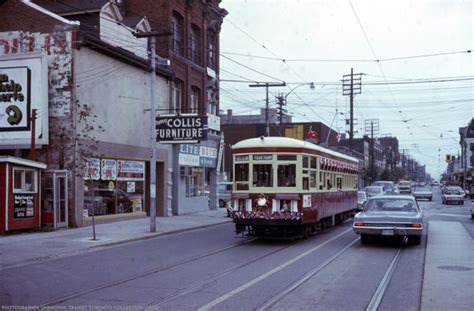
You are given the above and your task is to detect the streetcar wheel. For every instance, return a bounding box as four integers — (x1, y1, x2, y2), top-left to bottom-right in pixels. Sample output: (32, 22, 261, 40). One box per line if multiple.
(360, 234, 371, 244)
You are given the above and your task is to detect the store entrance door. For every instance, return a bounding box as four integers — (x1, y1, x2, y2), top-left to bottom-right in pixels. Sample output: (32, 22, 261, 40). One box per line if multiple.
(44, 170, 68, 228)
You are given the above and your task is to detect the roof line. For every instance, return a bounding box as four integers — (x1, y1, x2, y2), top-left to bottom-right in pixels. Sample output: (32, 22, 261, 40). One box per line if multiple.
(21, 0, 80, 26)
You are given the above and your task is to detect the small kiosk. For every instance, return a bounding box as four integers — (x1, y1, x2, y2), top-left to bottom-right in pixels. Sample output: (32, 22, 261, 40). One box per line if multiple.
(0, 156, 47, 234)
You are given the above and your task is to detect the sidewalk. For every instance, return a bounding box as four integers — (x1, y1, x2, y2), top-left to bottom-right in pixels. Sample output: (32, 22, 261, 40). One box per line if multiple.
(421, 220, 474, 311)
(0, 209, 231, 269)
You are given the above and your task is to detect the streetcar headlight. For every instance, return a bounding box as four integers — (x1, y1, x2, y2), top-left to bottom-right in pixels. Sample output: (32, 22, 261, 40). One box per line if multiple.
(256, 194, 268, 207)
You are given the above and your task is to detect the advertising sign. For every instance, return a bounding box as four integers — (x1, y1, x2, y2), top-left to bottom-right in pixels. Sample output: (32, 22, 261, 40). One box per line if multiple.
(199, 146, 218, 168)
(0, 53, 48, 147)
(83, 158, 100, 180)
(101, 159, 117, 180)
(179, 144, 218, 168)
(156, 116, 208, 142)
(13, 193, 35, 219)
(117, 160, 145, 181)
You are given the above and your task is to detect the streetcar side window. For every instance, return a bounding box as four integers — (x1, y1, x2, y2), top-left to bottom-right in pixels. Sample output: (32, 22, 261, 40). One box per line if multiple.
(310, 156, 317, 169)
(336, 176, 342, 189)
(310, 171, 317, 188)
(303, 156, 309, 168)
(253, 164, 273, 187)
(277, 164, 296, 187)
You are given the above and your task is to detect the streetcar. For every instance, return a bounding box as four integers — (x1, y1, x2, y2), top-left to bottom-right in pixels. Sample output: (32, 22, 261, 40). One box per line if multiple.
(230, 136, 359, 238)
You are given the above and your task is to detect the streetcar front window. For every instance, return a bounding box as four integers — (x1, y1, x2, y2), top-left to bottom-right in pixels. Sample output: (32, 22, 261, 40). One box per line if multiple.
(253, 164, 273, 187)
(278, 164, 296, 187)
(235, 163, 249, 190)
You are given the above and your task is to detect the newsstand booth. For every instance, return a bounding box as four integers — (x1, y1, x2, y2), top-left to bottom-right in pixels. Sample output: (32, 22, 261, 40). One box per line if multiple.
(0, 156, 47, 234)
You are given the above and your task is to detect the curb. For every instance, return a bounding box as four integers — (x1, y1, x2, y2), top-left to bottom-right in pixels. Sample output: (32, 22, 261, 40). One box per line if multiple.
(87, 220, 232, 249)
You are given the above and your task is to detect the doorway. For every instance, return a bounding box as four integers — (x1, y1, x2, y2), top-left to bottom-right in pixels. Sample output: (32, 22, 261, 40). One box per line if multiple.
(44, 170, 68, 228)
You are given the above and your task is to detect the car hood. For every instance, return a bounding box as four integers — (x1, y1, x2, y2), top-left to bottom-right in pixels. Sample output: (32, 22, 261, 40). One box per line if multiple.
(354, 211, 422, 223)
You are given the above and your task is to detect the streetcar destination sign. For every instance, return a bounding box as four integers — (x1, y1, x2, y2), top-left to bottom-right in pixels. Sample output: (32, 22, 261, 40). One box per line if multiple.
(156, 116, 208, 142)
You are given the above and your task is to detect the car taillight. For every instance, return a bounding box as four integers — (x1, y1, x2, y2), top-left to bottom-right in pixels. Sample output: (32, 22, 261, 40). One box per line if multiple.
(411, 223, 423, 228)
(354, 222, 365, 227)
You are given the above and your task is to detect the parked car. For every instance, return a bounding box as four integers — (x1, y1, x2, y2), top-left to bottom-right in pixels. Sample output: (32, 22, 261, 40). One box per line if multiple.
(372, 181, 396, 194)
(412, 186, 433, 201)
(398, 180, 412, 194)
(393, 185, 400, 195)
(357, 191, 368, 211)
(441, 187, 464, 205)
(352, 195, 424, 245)
(363, 186, 385, 198)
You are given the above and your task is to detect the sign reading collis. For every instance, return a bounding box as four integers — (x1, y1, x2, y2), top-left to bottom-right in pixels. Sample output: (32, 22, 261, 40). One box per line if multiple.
(156, 116, 208, 142)
(0, 67, 31, 131)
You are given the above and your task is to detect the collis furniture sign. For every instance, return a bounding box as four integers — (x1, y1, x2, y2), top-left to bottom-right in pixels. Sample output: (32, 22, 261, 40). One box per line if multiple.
(156, 115, 208, 142)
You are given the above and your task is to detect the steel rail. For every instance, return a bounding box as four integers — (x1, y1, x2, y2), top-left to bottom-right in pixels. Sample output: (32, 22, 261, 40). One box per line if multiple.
(39, 237, 257, 308)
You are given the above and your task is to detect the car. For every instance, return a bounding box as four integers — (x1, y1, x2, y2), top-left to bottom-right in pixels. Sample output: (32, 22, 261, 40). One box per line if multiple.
(353, 195, 424, 245)
(357, 191, 367, 211)
(471, 200, 474, 219)
(442, 187, 464, 205)
(412, 186, 433, 201)
(393, 185, 400, 195)
(372, 180, 396, 194)
(398, 180, 412, 194)
(363, 186, 385, 197)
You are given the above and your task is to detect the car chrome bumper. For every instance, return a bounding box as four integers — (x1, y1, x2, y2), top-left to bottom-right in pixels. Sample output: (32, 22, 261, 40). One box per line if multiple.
(352, 226, 423, 236)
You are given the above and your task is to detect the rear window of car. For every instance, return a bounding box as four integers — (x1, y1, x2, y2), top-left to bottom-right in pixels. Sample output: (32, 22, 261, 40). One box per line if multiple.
(365, 199, 417, 212)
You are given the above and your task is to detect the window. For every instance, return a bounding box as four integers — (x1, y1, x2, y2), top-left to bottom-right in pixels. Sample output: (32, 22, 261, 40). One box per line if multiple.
(310, 157, 317, 169)
(253, 164, 273, 187)
(190, 86, 200, 113)
(277, 164, 296, 187)
(172, 79, 183, 112)
(172, 12, 184, 55)
(235, 163, 249, 190)
(310, 171, 317, 188)
(303, 156, 309, 168)
(336, 176, 342, 189)
(190, 25, 201, 64)
(13, 168, 37, 193)
(207, 31, 216, 69)
(185, 167, 205, 197)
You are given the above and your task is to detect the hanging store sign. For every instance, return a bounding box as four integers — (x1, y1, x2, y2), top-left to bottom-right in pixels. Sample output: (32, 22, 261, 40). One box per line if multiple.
(117, 160, 145, 181)
(156, 116, 208, 142)
(0, 53, 48, 147)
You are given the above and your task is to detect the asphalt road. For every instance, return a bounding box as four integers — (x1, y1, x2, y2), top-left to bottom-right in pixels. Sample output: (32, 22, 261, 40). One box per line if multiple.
(1, 186, 472, 310)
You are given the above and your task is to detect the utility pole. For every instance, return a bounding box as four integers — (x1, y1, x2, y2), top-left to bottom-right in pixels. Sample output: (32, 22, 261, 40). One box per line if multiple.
(135, 30, 172, 233)
(342, 68, 362, 153)
(249, 82, 286, 136)
(276, 93, 286, 130)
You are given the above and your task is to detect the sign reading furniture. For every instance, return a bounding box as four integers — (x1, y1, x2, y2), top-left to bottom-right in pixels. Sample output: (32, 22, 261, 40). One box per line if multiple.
(156, 116, 208, 142)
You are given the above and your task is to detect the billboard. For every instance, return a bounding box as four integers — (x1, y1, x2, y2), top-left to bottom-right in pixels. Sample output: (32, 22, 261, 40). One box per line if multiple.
(0, 53, 48, 147)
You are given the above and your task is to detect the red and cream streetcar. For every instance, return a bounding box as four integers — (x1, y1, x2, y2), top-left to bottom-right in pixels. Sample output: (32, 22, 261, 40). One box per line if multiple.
(230, 136, 359, 238)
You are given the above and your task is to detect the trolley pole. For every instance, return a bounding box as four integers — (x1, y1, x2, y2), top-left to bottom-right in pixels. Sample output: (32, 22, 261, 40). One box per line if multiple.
(135, 30, 172, 233)
(249, 82, 286, 136)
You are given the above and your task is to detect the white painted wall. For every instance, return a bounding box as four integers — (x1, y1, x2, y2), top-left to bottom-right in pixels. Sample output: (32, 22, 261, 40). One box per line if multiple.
(74, 47, 169, 147)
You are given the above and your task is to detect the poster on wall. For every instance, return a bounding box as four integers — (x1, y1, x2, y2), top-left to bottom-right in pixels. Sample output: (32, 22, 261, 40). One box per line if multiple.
(101, 159, 117, 180)
(13, 193, 35, 219)
(117, 160, 145, 181)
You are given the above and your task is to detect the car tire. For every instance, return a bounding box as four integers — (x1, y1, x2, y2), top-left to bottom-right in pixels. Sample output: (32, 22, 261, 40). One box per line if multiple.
(409, 236, 421, 245)
(360, 234, 371, 244)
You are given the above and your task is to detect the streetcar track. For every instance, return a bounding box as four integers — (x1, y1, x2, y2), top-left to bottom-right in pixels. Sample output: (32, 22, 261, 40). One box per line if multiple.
(365, 237, 406, 311)
(257, 237, 359, 311)
(39, 237, 257, 308)
(148, 242, 295, 307)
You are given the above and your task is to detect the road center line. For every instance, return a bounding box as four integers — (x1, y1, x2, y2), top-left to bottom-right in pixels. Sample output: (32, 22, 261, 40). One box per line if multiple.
(197, 228, 353, 311)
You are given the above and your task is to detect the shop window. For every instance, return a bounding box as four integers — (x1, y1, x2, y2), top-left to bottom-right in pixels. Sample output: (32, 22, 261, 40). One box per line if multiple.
(278, 164, 296, 187)
(13, 168, 36, 193)
(185, 167, 205, 197)
(253, 164, 273, 187)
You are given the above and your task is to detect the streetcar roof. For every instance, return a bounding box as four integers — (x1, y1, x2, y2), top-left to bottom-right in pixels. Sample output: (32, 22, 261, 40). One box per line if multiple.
(232, 136, 358, 163)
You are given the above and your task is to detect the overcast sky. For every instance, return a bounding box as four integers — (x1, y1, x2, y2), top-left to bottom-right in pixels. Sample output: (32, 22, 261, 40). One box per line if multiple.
(219, 0, 473, 178)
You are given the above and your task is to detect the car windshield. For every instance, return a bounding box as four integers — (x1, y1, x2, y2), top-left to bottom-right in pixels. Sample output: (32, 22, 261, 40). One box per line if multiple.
(365, 199, 417, 212)
(446, 190, 461, 195)
(364, 187, 382, 195)
(415, 187, 430, 192)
